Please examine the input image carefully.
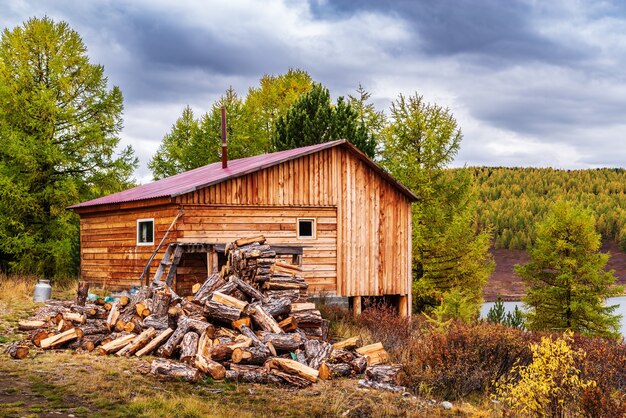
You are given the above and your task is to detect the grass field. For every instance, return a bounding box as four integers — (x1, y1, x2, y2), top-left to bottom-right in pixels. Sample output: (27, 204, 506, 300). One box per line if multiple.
(0, 275, 495, 418)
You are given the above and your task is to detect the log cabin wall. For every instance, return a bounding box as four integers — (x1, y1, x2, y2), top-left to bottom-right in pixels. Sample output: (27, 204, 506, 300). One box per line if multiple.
(77, 199, 180, 290)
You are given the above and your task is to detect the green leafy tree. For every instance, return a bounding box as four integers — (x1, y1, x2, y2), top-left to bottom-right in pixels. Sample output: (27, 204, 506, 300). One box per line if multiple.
(380, 93, 493, 317)
(273, 83, 376, 157)
(348, 84, 385, 157)
(516, 201, 622, 337)
(0, 17, 137, 278)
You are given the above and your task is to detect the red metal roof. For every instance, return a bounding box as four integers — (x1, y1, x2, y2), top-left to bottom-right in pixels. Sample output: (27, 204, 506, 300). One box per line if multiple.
(69, 140, 417, 209)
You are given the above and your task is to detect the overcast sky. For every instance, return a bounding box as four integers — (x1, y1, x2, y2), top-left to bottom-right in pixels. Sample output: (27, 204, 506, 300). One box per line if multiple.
(3, 0, 626, 182)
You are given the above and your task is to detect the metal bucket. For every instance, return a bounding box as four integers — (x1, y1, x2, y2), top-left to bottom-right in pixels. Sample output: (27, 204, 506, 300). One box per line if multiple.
(33, 279, 52, 302)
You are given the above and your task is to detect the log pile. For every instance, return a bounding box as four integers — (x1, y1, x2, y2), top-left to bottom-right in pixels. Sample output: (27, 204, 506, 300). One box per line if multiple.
(10, 236, 402, 390)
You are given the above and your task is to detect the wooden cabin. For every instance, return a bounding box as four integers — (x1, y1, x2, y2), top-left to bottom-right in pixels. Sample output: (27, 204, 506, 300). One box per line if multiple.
(70, 140, 417, 315)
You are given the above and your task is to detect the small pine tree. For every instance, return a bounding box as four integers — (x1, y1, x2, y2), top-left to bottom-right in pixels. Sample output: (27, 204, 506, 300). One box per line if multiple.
(486, 299, 506, 324)
(516, 201, 622, 337)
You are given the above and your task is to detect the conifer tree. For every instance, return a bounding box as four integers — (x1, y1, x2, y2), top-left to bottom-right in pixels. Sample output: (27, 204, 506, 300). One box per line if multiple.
(516, 201, 622, 337)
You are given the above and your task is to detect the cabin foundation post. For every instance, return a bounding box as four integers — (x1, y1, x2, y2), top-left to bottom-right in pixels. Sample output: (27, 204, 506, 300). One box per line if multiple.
(351, 296, 362, 317)
(398, 295, 410, 317)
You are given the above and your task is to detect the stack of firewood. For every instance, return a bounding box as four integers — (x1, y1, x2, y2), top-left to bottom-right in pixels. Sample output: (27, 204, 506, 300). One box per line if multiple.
(9, 236, 404, 391)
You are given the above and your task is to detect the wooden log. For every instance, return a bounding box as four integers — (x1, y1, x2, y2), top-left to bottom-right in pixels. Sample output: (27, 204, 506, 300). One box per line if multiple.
(79, 321, 108, 336)
(32, 331, 53, 347)
(204, 300, 241, 323)
(263, 282, 306, 291)
(269, 369, 312, 387)
(179, 332, 200, 365)
(225, 335, 253, 350)
(302, 327, 323, 340)
(265, 289, 301, 301)
(192, 283, 202, 294)
(119, 295, 130, 307)
(195, 354, 226, 380)
(187, 318, 215, 336)
(167, 305, 182, 329)
(115, 320, 127, 332)
(106, 302, 120, 329)
(305, 340, 333, 370)
(355, 342, 390, 366)
(232, 277, 267, 303)
(332, 336, 361, 351)
(96, 333, 135, 355)
(117, 327, 157, 357)
(152, 291, 171, 317)
(181, 299, 205, 319)
(192, 273, 225, 304)
(291, 310, 323, 327)
(211, 291, 248, 312)
(142, 315, 168, 330)
(40, 328, 83, 349)
(120, 287, 152, 322)
(249, 304, 283, 334)
(150, 359, 200, 382)
(7, 343, 29, 359)
(262, 298, 292, 318)
(274, 261, 302, 272)
(231, 346, 269, 365)
(357, 379, 406, 393)
(235, 325, 265, 349)
(209, 345, 233, 361)
(156, 317, 190, 358)
(196, 330, 213, 358)
(225, 369, 282, 385)
(18, 319, 46, 330)
(135, 328, 174, 357)
(351, 355, 368, 374)
(231, 317, 251, 329)
(258, 331, 304, 352)
(266, 358, 318, 383)
(62, 312, 86, 324)
(104, 302, 113, 311)
(278, 317, 298, 332)
(215, 281, 238, 296)
(329, 349, 355, 364)
(235, 236, 266, 247)
(75, 281, 90, 306)
(365, 365, 401, 384)
(318, 362, 331, 380)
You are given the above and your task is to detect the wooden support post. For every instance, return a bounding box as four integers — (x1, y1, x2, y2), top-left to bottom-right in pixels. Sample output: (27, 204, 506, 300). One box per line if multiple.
(398, 295, 409, 318)
(352, 296, 362, 317)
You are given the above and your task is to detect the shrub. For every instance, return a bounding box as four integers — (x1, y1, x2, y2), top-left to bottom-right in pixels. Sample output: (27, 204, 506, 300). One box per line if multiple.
(496, 331, 595, 418)
(357, 303, 411, 357)
(399, 321, 531, 400)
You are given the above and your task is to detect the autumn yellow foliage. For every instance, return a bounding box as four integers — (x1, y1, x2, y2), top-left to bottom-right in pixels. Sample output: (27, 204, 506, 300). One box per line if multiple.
(495, 331, 596, 417)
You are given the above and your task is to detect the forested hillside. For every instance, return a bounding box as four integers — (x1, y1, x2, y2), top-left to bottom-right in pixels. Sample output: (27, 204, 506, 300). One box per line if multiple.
(472, 167, 626, 250)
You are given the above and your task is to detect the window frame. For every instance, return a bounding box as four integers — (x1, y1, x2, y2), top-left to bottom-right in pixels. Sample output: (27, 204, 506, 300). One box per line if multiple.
(297, 218, 316, 240)
(136, 218, 155, 246)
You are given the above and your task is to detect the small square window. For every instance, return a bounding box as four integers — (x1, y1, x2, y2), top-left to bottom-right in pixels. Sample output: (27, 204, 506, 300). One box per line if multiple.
(137, 219, 154, 245)
(297, 218, 315, 239)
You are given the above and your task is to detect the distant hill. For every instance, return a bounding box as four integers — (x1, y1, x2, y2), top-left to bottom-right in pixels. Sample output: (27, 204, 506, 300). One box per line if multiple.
(470, 167, 626, 250)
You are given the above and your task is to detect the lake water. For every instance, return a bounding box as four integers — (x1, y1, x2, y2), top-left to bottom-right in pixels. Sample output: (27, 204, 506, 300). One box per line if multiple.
(481, 296, 626, 335)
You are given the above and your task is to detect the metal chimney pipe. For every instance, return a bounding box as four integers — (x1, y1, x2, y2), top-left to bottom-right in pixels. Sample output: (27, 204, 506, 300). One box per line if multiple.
(221, 106, 227, 169)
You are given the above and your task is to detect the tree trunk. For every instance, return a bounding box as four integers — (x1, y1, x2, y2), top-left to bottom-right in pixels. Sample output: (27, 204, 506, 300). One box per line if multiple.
(157, 317, 190, 358)
(79, 321, 108, 336)
(150, 359, 200, 382)
(235, 324, 264, 348)
(269, 369, 312, 387)
(75, 281, 89, 306)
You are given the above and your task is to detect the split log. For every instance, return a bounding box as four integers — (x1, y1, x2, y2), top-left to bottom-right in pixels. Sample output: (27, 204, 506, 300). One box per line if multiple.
(117, 327, 157, 357)
(291, 303, 316, 313)
(119, 295, 130, 307)
(231, 346, 269, 365)
(357, 379, 406, 393)
(157, 317, 190, 358)
(106, 302, 120, 329)
(258, 331, 304, 352)
(181, 300, 205, 319)
(263, 281, 307, 291)
(235, 236, 266, 247)
(225, 370, 282, 385)
(197, 330, 213, 358)
(262, 297, 292, 318)
(274, 261, 302, 273)
(7, 343, 29, 359)
(329, 349, 355, 364)
(62, 312, 86, 324)
(332, 336, 361, 351)
(129, 317, 144, 333)
(212, 291, 248, 312)
(75, 281, 89, 306)
(209, 345, 233, 362)
(96, 334, 135, 355)
(204, 300, 241, 323)
(304, 340, 333, 369)
(142, 315, 168, 330)
(195, 354, 226, 380)
(179, 332, 199, 365)
(278, 317, 298, 332)
(231, 317, 251, 329)
(355, 342, 390, 366)
(18, 319, 47, 330)
(365, 365, 401, 384)
(266, 358, 319, 383)
(32, 331, 53, 347)
(135, 328, 174, 357)
(249, 304, 283, 334)
(40, 328, 83, 349)
(350, 355, 368, 374)
(226, 335, 253, 350)
(319, 362, 354, 379)
(292, 310, 323, 328)
(192, 273, 225, 304)
(232, 277, 267, 303)
(235, 325, 264, 348)
(152, 291, 171, 317)
(150, 359, 200, 382)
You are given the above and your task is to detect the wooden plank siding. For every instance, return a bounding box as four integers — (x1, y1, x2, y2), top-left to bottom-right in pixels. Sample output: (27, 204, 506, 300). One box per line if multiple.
(75, 145, 412, 301)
